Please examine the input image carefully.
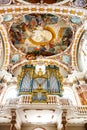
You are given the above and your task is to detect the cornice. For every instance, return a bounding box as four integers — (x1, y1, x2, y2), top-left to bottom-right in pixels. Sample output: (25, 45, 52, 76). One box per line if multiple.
(0, 5, 86, 17)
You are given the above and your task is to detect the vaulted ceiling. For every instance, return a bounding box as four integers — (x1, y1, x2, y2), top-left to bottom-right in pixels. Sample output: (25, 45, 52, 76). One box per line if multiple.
(0, 0, 87, 130)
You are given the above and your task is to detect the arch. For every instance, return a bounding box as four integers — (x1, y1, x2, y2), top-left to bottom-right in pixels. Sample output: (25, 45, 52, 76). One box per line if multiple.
(0, 25, 10, 69)
(72, 23, 84, 70)
(11, 59, 69, 77)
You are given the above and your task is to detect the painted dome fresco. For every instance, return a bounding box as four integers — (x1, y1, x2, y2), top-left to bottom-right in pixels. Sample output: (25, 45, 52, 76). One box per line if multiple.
(9, 13, 73, 57)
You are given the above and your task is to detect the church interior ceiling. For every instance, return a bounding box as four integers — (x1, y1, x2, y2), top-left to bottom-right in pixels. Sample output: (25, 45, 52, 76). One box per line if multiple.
(0, 11, 85, 75)
(0, 0, 87, 104)
(0, 0, 86, 95)
(0, 0, 87, 129)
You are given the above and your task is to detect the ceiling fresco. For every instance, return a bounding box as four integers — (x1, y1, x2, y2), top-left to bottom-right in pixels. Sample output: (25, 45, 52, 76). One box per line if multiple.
(14, 0, 69, 4)
(3, 14, 13, 22)
(9, 14, 73, 58)
(13, 0, 87, 7)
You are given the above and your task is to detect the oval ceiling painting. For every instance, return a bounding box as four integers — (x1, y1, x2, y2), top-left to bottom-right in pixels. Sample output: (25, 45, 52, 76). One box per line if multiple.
(16, 0, 69, 4)
(9, 14, 73, 57)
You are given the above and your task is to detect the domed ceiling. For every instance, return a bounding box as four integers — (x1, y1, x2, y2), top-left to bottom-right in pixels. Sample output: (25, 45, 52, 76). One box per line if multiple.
(0, 0, 86, 76)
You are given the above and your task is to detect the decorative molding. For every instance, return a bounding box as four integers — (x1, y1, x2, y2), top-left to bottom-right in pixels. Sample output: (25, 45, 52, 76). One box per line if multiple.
(0, 25, 10, 69)
(0, 5, 86, 17)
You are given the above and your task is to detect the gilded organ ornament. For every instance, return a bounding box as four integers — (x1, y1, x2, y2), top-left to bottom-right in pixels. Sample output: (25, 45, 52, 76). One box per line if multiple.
(17, 64, 63, 102)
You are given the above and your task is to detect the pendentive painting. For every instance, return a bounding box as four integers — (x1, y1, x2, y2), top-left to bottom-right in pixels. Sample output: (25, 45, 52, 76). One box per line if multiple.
(9, 14, 73, 57)
(0, 0, 11, 4)
(72, 0, 87, 7)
